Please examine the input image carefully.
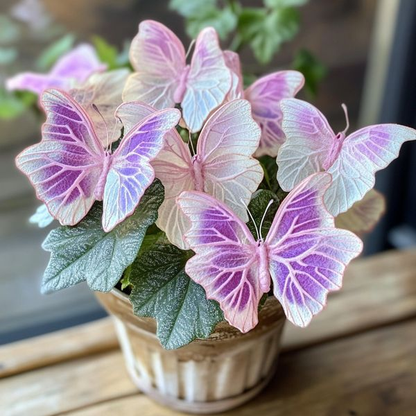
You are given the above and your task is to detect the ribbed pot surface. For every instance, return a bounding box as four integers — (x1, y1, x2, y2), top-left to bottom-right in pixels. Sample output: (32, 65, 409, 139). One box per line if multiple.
(96, 289, 286, 414)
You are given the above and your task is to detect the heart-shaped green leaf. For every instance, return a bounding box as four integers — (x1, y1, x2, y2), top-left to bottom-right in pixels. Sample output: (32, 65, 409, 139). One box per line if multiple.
(41, 180, 164, 294)
(129, 242, 223, 350)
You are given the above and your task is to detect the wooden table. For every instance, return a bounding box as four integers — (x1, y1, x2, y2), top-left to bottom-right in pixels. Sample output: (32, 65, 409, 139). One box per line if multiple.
(1, 249, 416, 416)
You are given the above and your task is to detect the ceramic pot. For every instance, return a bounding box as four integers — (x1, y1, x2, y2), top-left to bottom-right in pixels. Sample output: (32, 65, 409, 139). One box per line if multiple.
(96, 289, 286, 414)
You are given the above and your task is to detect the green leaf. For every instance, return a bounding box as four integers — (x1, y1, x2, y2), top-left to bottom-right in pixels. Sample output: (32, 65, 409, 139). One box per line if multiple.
(169, 0, 217, 18)
(0, 89, 25, 119)
(293, 49, 327, 97)
(36, 34, 76, 71)
(259, 155, 288, 201)
(186, 6, 237, 40)
(264, 0, 308, 8)
(92, 36, 118, 70)
(238, 8, 300, 64)
(120, 230, 170, 292)
(120, 265, 133, 291)
(0, 88, 36, 119)
(259, 155, 279, 192)
(41, 180, 165, 294)
(129, 243, 224, 349)
(247, 189, 282, 239)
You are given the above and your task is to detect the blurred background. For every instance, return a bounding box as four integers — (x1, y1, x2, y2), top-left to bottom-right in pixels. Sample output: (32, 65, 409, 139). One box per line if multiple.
(0, 0, 415, 344)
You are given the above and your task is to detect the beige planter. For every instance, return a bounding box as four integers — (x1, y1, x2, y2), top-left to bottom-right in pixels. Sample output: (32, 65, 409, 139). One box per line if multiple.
(96, 289, 286, 414)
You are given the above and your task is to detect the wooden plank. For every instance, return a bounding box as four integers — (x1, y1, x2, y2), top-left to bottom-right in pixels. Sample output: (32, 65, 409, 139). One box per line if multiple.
(0, 234, 101, 340)
(66, 319, 416, 416)
(1, 249, 415, 380)
(283, 248, 416, 351)
(0, 351, 137, 416)
(0, 319, 118, 378)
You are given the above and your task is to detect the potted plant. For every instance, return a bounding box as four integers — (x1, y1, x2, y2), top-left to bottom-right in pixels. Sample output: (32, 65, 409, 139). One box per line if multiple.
(10, 17, 416, 414)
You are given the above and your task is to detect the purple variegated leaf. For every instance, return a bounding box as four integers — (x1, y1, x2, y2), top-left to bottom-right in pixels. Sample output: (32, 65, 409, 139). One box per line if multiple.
(6, 44, 105, 95)
(266, 173, 363, 327)
(244, 71, 304, 157)
(16, 89, 180, 232)
(102, 107, 181, 232)
(177, 191, 263, 333)
(16, 89, 104, 226)
(123, 20, 185, 109)
(182, 27, 232, 132)
(278, 98, 416, 215)
(123, 21, 232, 133)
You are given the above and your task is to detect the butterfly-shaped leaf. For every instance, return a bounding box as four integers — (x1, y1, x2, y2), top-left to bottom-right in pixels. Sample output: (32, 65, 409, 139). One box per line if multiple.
(178, 173, 363, 332)
(224, 52, 304, 156)
(16, 89, 180, 231)
(123, 20, 232, 132)
(6, 44, 105, 95)
(116, 99, 263, 249)
(277, 98, 416, 215)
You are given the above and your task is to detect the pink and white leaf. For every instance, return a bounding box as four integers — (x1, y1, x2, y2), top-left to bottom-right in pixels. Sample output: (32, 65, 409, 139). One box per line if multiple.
(178, 191, 262, 333)
(15, 89, 104, 226)
(198, 99, 263, 223)
(123, 20, 185, 109)
(223, 50, 244, 101)
(266, 173, 363, 327)
(152, 129, 194, 250)
(102, 108, 181, 231)
(182, 27, 232, 132)
(6, 44, 105, 95)
(245, 71, 304, 157)
(325, 124, 416, 215)
(70, 69, 130, 147)
(277, 98, 334, 191)
(277, 98, 416, 216)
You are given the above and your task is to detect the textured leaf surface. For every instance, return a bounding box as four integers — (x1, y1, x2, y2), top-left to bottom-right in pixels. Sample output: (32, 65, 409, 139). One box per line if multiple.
(41, 180, 164, 293)
(129, 242, 223, 349)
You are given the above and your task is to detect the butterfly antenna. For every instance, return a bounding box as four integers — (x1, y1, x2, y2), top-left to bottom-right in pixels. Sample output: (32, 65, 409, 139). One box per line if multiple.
(186, 39, 196, 61)
(259, 199, 274, 240)
(240, 198, 260, 241)
(341, 103, 350, 135)
(188, 130, 196, 156)
(92, 104, 110, 151)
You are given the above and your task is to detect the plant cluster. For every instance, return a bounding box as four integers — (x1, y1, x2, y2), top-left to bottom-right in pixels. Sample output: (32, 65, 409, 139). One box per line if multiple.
(9, 20, 415, 349)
